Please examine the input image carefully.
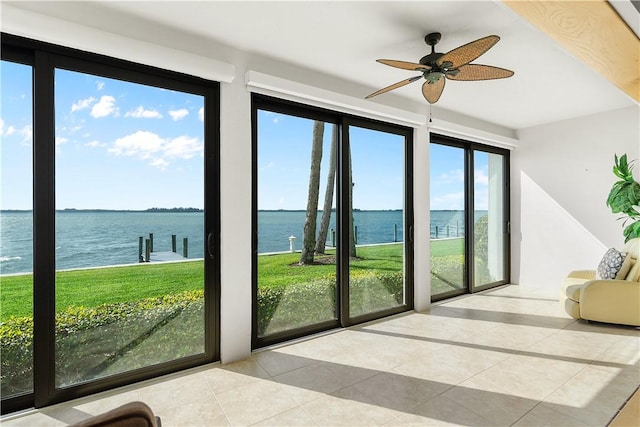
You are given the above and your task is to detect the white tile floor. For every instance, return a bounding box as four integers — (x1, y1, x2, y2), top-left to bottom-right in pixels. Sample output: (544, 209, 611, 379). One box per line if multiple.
(2, 285, 639, 426)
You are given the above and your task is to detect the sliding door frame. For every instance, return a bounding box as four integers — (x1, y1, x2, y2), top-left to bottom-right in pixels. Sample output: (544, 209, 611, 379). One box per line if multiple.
(430, 133, 510, 301)
(1, 33, 221, 414)
(340, 116, 414, 327)
(251, 94, 414, 348)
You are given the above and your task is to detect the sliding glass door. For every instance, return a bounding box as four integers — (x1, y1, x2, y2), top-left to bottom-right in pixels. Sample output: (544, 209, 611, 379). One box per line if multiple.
(348, 124, 408, 318)
(429, 143, 467, 298)
(1, 58, 34, 403)
(254, 112, 339, 340)
(473, 150, 508, 288)
(252, 96, 413, 347)
(430, 134, 509, 300)
(1, 35, 220, 414)
(53, 68, 208, 388)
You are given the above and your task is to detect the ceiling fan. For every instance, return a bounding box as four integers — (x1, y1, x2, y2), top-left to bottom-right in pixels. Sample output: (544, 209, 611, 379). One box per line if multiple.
(366, 32, 514, 104)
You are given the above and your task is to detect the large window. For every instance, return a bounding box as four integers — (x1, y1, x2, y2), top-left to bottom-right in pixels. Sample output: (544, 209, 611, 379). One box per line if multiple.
(1, 58, 34, 402)
(53, 68, 209, 388)
(1, 34, 220, 414)
(252, 95, 413, 347)
(347, 125, 407, 317)
(429, 134, 509, 300)
(255, 113, 338, 338)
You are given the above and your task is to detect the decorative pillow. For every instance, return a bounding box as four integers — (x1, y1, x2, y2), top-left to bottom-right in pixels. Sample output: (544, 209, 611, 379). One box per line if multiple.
(616, 254, 633, 280)
(596, 248, 628, 280)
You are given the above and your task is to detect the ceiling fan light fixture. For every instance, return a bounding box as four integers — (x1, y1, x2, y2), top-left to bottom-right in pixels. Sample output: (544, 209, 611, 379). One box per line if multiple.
(425, 72, 444, 83)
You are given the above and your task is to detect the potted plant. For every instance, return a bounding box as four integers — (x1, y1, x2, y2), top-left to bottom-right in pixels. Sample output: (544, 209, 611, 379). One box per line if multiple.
(606, 154, 640, 242)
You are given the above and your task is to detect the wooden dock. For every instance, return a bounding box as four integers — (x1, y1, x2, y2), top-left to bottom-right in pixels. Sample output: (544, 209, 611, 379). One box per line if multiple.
(139, 233, 189, 263)
(148, 251, 189, 263)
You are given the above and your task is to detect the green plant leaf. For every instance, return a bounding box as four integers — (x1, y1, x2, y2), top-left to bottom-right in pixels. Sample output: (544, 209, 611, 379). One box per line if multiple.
(623, 220, 640, 243)
(609, 154, 640, 240)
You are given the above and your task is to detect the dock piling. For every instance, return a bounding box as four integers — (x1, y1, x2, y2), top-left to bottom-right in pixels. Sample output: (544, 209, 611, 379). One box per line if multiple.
(145, 238, 151, 262)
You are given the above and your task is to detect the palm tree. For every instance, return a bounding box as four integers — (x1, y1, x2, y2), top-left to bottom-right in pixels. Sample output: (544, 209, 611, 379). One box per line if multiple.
(300, 121, 324, 264)
(348, 155, 357, 258)
(315, 124, 337, 254)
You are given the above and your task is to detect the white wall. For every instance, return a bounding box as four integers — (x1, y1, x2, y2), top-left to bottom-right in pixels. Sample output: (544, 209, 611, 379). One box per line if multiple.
(511, 106, 640, 296)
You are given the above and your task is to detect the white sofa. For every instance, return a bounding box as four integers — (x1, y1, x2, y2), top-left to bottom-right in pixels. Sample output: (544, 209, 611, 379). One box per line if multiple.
(561, 238, 640, 326)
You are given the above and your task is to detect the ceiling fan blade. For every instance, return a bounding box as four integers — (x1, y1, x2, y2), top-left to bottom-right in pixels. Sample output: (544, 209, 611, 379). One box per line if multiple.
(422, 78, 445, 104)
(437, 35, 500, 68)
(366, 76, 422, 99)
(447, 64, 514, 81)
(377, 59, 431, 71)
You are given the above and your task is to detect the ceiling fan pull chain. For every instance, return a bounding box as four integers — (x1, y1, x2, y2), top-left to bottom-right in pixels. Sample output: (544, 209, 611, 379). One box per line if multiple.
(429, 103, 433, 123)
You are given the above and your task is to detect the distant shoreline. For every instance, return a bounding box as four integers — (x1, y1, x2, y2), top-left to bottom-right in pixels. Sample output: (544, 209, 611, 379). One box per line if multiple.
(0, 208, 473, 213)
(1, 208, 204, 213)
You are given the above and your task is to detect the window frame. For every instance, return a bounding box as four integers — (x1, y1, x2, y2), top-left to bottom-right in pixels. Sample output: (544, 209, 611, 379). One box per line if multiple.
(429, 133, 510, 302)
(1, 32, 221, 414)
(251, 94, 414, 349)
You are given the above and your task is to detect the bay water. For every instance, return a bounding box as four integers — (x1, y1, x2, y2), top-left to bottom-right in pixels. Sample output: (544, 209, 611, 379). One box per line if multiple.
(0, 210, 480, 275)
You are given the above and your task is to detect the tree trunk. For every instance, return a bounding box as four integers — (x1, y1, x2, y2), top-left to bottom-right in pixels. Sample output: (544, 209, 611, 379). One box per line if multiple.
(348, 150, 357, 257)
(315, 124, 337, 254)
(300, 121, 324, 264)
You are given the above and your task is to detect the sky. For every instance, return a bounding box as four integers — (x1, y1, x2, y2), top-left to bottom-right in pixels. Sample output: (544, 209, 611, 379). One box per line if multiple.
(1, 59, 491, 212)
(257, 111, 406, 211)
(1, 61, 205, 210)
(430, 143, 492, 211)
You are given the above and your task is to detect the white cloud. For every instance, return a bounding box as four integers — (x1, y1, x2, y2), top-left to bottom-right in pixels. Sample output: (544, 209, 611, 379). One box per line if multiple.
(108, 130, 203, 169)
(260, 161, 276, 172)
(150, 158, 169, 170)
(168, 108, 189, 121)
(125, 106, 163, 119)
(71, 96, 96, 112)
(96, 81, 105, 91)
(436, 169, 464, 184)
(431, 191, 464, 210)
(198, 107, 204, 122)
(163, 136, 202, 159)
(91, 96, 119, 118)
(55, 137, 69, 146)
(474, 169, 489, 186)
(20, 125, 32, 143)
(0, 118, 16, 137)
(85, 140, 106, 148)
(109, 131, 163, 159)
(264, 111, 284, 124)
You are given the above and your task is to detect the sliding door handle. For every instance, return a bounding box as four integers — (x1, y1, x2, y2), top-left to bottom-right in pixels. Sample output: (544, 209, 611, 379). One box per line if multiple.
(207, 232, 214, 259)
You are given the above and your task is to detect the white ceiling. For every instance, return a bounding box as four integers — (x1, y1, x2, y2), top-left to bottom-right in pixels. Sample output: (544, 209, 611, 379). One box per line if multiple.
(6, 1, 638, 130)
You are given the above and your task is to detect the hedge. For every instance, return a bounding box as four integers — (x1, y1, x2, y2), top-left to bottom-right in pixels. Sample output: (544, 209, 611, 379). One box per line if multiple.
(2, 273, 404, 396)
(1, 290, 204, 396)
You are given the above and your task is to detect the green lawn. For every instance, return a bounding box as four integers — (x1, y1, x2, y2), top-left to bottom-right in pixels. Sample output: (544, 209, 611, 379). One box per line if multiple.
(1, 262, 204, 321)
(1, 239, 465, 394)
(1, 240, 461, 321)
(431, 237, 465, 294)
(431, 237, 464, 257)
